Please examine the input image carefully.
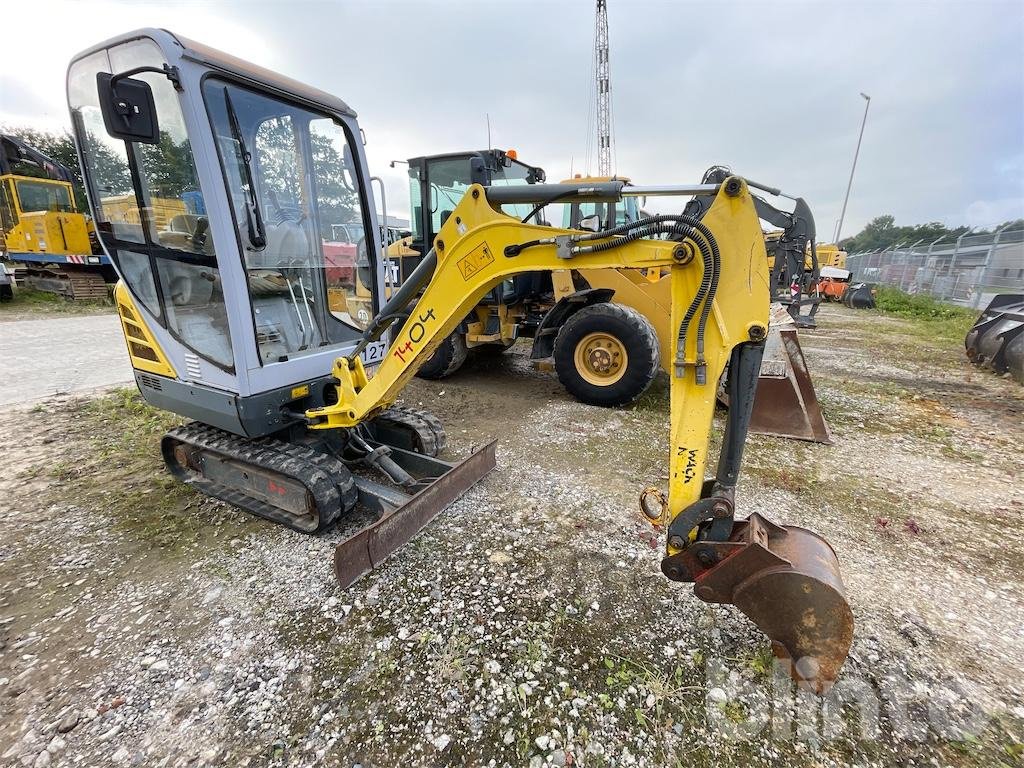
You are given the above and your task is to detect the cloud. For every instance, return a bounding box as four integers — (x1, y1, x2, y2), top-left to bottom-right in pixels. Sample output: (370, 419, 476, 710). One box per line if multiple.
(3, 0, 1022, 235)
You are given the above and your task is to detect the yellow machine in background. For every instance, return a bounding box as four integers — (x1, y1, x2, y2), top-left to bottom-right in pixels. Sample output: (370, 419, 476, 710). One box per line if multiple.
(0, 175, 94, 256)
(0, 134, 112, 298)
(99, 194, 189, 231)
(815, 242, 847, 269)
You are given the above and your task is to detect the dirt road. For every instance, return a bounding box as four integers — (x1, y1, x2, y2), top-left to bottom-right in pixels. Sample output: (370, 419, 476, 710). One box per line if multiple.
(0, 306, 1021, 767)
(0, 314, 132, 406)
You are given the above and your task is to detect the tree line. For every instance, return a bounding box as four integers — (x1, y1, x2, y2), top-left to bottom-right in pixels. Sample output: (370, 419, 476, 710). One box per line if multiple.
(839, 214, 1024, 253)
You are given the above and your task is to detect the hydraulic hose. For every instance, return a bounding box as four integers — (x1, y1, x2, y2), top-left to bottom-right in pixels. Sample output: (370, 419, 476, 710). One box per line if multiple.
(551, 213, 721, 383)
(693, 224, 722, 384)
(353, 248, 437, 357)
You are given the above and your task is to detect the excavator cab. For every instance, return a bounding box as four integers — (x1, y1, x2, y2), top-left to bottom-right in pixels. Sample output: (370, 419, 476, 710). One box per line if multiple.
(67, 31, 391, 422)
(66, 29, 498, 543)
(68, 29, 854, 692)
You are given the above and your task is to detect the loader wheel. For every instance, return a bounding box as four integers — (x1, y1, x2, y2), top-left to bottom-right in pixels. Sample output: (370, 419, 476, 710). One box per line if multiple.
(553, 303, 659, 407)
(416, 331, 468, 380)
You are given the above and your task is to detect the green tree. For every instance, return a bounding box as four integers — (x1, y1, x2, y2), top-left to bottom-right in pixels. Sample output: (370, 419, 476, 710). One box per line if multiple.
(139, 131, 197, 198)
(1, 123, 134, 206)
(841, 216, 973, 253)
(1, 125, 89, 207)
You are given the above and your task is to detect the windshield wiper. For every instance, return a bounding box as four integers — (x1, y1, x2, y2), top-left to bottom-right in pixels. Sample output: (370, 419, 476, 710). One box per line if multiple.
(222, 86, 266, 249)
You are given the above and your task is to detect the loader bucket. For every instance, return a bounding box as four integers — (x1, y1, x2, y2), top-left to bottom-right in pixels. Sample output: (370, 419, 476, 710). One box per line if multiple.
(692, 514, 854, 693)
(749, 326, 832, 444)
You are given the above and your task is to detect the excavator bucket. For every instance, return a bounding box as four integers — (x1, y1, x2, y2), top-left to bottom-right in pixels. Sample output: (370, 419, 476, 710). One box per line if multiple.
(690, 514, 854, 693)
(749, 324, 832, 444)
(965, 294, 1024, 384)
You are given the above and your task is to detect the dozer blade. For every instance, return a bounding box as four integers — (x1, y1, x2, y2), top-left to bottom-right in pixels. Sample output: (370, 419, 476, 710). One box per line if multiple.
(749, 326, 832, 444)
(690, 513, 854, 693)
(334, 440, 497, 588)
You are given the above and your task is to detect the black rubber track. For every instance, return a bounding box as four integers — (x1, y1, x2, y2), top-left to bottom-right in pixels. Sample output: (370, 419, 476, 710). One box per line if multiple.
(162, 422, 357, 534)
(416, 332, 468, 380)
(372, 405, 447, 457)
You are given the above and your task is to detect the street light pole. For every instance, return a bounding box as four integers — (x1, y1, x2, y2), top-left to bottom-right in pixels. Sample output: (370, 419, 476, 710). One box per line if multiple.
(834, 92, 871, 244)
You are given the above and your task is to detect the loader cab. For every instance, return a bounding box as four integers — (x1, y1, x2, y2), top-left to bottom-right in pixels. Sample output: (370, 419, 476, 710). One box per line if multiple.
(404, 150, 546, 304)
(560, 175, 639, 231)
(407, 149, 544, 253)
(67, 29, 387, 434)
(408, 149, 544, 250)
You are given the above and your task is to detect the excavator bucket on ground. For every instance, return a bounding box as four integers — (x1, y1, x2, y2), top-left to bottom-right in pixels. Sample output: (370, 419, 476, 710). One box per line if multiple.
(665, 513, 853, 693)
(738, 305, 831, 443)
(965, 294, 1024, 384)
(749, 325, 832, 443)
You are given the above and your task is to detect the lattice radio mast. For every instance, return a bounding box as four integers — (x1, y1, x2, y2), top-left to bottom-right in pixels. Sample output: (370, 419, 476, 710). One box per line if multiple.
(594, 0, 613, 176)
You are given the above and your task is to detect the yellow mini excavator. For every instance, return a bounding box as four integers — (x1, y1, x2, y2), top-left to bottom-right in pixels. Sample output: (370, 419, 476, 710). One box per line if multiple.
(67, 29, 853, 691)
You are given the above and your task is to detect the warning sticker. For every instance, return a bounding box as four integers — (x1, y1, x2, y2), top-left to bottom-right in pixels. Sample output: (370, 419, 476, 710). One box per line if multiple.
(456, 242, 495, 281)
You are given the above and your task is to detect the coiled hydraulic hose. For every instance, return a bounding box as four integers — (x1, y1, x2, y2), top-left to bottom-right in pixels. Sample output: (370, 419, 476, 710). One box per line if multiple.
(524, 213, 722, 384)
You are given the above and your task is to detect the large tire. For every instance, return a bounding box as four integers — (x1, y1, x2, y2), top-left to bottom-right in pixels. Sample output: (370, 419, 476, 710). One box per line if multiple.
(416, 331, 468, 380)
(553, 302, 659, 407)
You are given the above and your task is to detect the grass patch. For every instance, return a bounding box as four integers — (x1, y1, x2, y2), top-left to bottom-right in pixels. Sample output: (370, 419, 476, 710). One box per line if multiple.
(0, 282, 113, 317)
(45, 388, 216, 550)
(873, 286, 977, 343)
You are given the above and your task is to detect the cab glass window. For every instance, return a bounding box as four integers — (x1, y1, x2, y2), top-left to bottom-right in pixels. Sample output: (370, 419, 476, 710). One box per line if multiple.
(15, 181, 74, 213)
(68, 39, 232, 370)
(204, 79, 371, 362)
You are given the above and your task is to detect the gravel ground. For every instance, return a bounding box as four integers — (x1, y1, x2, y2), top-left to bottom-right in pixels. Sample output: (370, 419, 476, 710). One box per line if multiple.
(0, 305, 1022, 767)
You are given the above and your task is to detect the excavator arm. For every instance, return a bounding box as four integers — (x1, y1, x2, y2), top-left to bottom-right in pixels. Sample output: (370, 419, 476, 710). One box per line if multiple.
(684, 166, 821, 326)
(308, 177, 853, 692)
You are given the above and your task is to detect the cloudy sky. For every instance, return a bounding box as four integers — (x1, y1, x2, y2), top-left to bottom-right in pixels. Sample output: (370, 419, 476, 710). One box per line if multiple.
(2, 0, 1022, 237)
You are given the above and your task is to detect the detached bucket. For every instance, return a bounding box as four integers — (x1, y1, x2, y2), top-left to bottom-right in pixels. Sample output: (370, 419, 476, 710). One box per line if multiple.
(749, 326, 832, 444)
(694, 513, 854, 693)
(965, 294, 1024, 384)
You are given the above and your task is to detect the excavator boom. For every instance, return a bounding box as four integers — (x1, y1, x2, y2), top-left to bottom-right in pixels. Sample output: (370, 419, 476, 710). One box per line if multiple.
(307, 178, 854, 692)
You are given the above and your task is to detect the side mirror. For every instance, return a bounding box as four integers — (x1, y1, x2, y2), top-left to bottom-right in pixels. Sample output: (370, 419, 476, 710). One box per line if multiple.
(579, 214, 601, 232)
(97, 72, 160, 144)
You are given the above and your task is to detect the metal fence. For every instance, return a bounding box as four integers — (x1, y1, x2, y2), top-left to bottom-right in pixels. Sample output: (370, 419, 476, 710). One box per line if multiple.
(846, 226, 1024, 308)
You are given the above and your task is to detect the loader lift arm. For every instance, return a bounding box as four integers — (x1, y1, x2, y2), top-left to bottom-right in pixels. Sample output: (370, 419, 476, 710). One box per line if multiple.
(306, 178, 853, 692)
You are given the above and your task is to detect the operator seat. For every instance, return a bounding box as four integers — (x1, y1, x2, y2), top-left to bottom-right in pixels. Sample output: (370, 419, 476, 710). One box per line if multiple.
(246, 219, 312, 294)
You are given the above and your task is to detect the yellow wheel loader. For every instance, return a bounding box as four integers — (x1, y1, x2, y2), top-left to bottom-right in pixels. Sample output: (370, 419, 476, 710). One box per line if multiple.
(67, 29, 853, 692)
(382, 153, 830, 440)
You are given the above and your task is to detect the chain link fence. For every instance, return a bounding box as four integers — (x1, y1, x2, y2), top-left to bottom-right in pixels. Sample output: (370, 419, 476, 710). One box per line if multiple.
(846, 226, 1024, 308)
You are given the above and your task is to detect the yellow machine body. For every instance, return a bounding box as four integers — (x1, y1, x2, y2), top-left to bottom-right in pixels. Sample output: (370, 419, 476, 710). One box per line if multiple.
(307, 182, 768, 523)
(65, 28, 852, 692)
(113, 282, 177, 378)
(0, 175, 93, 256)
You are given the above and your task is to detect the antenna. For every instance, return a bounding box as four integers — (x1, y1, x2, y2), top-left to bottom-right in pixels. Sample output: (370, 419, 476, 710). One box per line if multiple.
(486, 113, 491, 151)
(594, 0, 613, 176)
